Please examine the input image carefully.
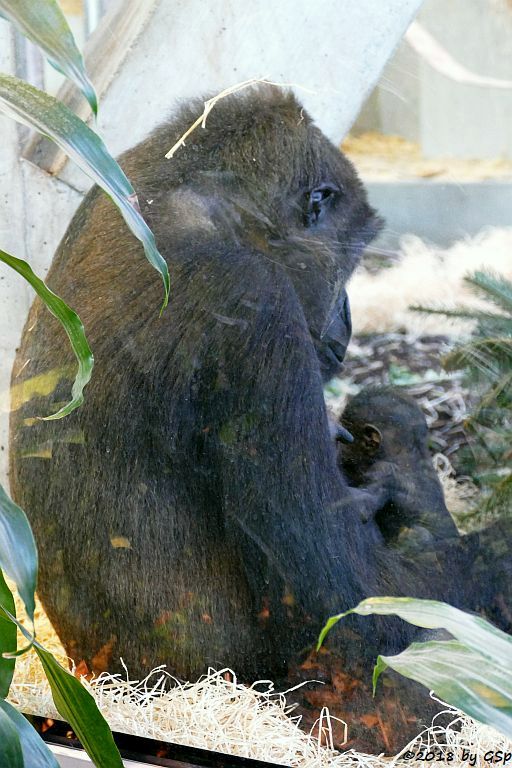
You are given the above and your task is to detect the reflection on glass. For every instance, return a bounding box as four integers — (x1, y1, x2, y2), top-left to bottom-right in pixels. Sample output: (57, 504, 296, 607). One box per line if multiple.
(2, 0, 512, 760)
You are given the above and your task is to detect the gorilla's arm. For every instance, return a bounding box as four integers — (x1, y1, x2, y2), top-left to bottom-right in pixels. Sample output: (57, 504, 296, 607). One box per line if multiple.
(192, 249, 381, 617)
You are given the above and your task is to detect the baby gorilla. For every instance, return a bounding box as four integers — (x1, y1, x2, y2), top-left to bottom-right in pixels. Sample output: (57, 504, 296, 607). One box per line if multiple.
(337, 388, 458, 552)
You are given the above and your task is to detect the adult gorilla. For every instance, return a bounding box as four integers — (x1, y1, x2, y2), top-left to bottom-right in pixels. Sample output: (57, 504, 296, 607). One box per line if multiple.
(9, 88, 511, 719)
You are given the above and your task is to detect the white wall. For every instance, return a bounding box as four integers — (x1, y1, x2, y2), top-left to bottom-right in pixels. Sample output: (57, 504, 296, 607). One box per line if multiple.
(355, 0, 512, 158)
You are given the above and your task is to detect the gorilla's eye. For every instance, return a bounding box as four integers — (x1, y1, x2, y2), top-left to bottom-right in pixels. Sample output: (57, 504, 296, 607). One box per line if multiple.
(304, 185, 339, 227)
(311, 188, 333, 203)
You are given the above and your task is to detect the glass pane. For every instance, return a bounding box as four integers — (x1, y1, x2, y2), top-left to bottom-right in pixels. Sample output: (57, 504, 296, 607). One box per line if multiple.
(3, 0, 512, 761)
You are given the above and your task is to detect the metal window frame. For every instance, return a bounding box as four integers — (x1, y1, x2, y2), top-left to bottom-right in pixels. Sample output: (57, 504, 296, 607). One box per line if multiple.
(32, 715, 288, 768)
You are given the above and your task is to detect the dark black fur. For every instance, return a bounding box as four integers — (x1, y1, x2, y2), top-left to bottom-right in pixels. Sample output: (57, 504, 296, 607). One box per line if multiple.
(9, 88, 512, 691)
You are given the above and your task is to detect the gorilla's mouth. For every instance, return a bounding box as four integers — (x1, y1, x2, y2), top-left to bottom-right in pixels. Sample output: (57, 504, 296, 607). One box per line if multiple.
(324, 339, 348, 368)
(318, 338, 349, 379)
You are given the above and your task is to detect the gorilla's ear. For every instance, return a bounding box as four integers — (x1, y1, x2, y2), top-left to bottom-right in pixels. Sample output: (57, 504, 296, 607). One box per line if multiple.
(362, 424, 382, 454)
(155, 187, 218, 233)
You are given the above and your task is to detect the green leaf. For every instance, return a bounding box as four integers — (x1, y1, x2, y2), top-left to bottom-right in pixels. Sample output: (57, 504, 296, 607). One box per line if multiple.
(318, 597, 512, 670)
(34, 645, 123, 768)
(0, 0, 97, 115)
(484, 473, 512, 517)
(1, 249, 93, 420)
(0, 570, 16, 697)
(0, 73, 170, 309)
(469, 371, 512, 423)
(372, 655, 388, 694)
(0, 485, 37, 625)
(317, 612, 345, 650)
(375, 640, 512, 739)
(0, 705, 23, 768)
(411, 303, 510, 326)
(465, 271, 512, 315)
(443, 338, 512, 376)
(0, 699, 59, 768)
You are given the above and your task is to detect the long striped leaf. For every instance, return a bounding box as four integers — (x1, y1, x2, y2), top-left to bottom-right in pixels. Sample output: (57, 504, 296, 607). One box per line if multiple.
(1, 603, 123, 768)
(0, 570, 16, 697)
(0, 0, 97, 114)
(1, 249, 93, 420)
(375, 640, 512, 739)
(0, 486, 36, 625)
(35, 644, 123, 768)
(0, 705, 23, 768)
(0, 73, 170, 309)
(0, 699, 59, 768)
(318, 597, 512, 670)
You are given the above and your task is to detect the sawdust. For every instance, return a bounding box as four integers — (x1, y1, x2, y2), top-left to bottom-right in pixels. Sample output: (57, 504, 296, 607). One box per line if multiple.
(342, 132, 512, 181)
(350, 228, 512, 336)
(8, 636, 512, 768)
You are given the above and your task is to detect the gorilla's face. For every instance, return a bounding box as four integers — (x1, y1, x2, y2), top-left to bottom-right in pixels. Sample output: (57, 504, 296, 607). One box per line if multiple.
(281, 136, 381, 381)
(162, 91, 382, 382)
